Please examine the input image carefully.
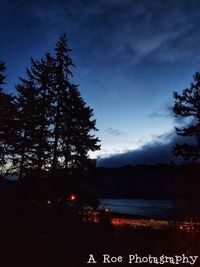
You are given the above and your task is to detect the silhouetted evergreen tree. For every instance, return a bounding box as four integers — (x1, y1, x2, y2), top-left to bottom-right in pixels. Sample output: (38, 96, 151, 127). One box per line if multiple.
(15, 79, 39, 178)
(50, 34, 100, 172)
(0, 62, 18, 174)
(14, 34, 100, 178)
(15, 56, 53, 178)
(0, 62, 5, 88)
(25, 55, 53, 172)
(64, 84, 100, 169)
(173, 72, 200, 162)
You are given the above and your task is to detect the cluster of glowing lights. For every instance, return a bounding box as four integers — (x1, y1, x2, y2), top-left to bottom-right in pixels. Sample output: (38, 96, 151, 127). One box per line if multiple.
(80, 209, 171, 230)
(111, 218, 169, 229)
(82, 210, 99, 223)
(177, 221, 200, 232)
(81, 209, 110, 223)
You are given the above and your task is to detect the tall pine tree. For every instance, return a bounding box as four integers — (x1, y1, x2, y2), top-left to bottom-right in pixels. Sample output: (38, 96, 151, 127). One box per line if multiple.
(15, 34, 100, 177)
(15, 55, 53, 178)
(50, 34, 100, 172)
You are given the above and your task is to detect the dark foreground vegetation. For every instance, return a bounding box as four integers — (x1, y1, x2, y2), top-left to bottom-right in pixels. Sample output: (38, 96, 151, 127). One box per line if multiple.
(1, 204, 200, 267)
(1, 164, 200, 267)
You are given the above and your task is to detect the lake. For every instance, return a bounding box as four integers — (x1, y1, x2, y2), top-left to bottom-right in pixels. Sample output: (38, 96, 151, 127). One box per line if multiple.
(100, 199, 185, 219)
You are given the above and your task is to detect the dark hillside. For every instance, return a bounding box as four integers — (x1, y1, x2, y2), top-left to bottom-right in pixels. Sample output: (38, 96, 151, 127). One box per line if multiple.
(95, 165, 200, 200)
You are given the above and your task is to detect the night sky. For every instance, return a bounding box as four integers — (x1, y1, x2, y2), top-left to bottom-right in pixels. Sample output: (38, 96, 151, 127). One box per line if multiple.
(1, 0, 200, 166)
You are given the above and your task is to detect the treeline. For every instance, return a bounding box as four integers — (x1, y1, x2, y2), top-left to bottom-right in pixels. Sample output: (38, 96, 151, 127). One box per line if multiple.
(96, 164, 200, 201)
(0, 34, 100, 179)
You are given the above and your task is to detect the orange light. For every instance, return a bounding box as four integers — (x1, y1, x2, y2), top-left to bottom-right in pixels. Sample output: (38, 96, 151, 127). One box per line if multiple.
(69, 194, 77, 201)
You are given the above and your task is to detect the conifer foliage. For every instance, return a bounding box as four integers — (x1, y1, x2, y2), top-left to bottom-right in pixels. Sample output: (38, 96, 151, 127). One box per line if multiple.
(50, 35, 100, 172)
(0, 34, 100, 177)
(0, 62, 18, 173)
(173, 72, 200, 162)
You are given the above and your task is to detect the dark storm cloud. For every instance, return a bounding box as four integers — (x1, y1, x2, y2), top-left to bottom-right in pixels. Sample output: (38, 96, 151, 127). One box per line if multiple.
(97, 132, 194, 167)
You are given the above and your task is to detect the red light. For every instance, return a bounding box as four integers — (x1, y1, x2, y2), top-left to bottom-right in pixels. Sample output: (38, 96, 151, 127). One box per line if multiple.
(69, 194, 77, 201)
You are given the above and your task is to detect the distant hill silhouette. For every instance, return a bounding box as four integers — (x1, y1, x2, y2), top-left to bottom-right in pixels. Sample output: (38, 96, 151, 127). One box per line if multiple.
(95, 164, 200, 200)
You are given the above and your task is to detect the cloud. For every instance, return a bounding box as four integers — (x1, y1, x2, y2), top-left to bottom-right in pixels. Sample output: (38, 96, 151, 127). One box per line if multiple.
(4, 0, 200, 95)
(97, 131, 194, 167)
(2, 0, 200, 73)
(148, 111, 169, 119)
(105, 127, 125, 136)
(147, 102, 173, 119)
(30, 0, 200, 66)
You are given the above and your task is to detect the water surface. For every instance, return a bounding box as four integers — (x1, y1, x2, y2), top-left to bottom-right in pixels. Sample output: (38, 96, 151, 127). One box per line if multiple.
(100, 199, 184, 219)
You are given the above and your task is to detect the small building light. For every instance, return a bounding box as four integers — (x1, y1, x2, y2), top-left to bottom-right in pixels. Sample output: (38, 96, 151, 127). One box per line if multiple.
(69, 194, 77, 201)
